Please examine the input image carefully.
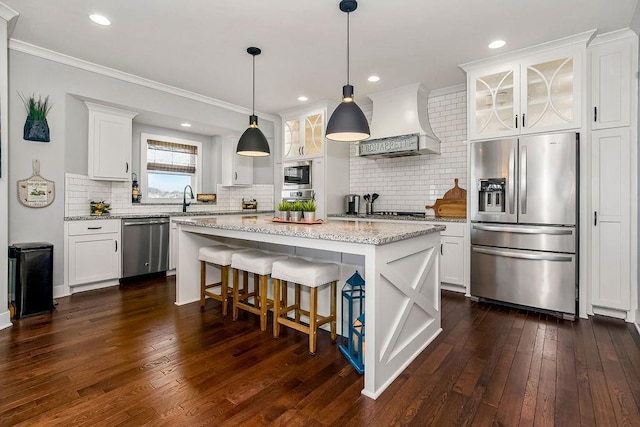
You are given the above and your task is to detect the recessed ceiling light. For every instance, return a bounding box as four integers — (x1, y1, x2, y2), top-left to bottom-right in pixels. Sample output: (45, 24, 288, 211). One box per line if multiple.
(298, 96, 308, 102)
(368, 75, 380, 82)
(489, 40, 506, 49)
(180, 122, 192, 128)
(89, 14, 111, 26)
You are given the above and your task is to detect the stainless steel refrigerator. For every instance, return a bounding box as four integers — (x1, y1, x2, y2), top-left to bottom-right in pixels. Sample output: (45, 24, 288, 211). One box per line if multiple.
(470, 132, 577, 316)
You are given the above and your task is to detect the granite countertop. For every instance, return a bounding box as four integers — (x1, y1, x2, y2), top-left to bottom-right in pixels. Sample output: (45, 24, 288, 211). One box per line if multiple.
(174, 214, 445, 245)
(64, 210, 274, 221)
(327, 213, 467, 223)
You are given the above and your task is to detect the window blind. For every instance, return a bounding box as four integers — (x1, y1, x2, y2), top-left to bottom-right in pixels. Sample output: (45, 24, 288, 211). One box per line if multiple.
(146, 139, 197, 174)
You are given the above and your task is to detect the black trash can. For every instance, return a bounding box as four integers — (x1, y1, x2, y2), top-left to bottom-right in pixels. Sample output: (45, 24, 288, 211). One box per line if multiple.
(8, 242, 54, 318)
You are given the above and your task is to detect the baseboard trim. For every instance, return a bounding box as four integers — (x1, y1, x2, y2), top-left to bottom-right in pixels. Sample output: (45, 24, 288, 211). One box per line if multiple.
(0, 310, 12, 330)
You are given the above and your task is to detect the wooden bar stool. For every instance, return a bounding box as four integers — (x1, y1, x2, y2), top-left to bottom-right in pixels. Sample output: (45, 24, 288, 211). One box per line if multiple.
(272, 258, 339, 354)
(231, 250, 288, 331)
(199, 245, 248, 316)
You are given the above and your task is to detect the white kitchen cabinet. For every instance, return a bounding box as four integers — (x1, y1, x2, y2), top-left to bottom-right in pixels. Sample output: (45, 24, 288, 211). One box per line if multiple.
(589, 32, 634, 130)
(64, 219, 121, 293)
(221, 134, 253, 186)
(590, 128, 631, 316)
(462, 33, 591, 141)
(85, 102, 137, 181)
(280, 106, 326, 160)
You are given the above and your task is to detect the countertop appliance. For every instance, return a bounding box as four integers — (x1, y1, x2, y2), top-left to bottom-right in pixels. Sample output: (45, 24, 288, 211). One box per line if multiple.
(470, 132, 578, 317)
(121, 217, 169, 278)
(283, 160, 312, 189)
(345, 194, 360, 215)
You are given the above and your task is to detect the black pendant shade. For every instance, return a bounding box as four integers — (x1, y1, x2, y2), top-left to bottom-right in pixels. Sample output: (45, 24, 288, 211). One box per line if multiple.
(326, 84, 370, 142)
(237, 47, 270, 157)
(326, 0, 370, 142)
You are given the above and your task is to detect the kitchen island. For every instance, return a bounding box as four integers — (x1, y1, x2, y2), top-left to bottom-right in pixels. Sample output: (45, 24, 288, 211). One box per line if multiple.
(174, 214, 444, 399)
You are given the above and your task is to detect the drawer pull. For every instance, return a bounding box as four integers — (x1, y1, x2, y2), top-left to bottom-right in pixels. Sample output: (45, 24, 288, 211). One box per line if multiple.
(87, 226, 102, 230)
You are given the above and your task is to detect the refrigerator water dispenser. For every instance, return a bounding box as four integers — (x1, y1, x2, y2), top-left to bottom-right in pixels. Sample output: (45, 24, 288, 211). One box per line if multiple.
(478, 179, 506, 213)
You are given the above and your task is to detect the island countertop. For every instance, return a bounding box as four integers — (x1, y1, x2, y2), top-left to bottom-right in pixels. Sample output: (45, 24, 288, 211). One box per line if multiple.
(174, 214, 444, 245)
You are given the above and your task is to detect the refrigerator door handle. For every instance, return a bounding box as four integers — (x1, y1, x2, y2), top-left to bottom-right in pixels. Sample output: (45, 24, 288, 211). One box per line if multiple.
(508, 148, 516, 214)
(472, 224, 574, 235)
(472, 246, 573, 262)
(520, 146, 527, 214)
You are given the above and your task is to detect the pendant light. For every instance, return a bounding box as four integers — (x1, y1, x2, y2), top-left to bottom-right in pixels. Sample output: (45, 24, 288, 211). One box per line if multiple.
(326, 0, 370, 142)
(237, 47, 270, 157)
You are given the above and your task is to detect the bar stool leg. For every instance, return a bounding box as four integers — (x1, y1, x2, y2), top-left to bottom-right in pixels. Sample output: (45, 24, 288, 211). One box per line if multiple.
(259, 275, 268, 331)
(273, 278, 281, 338)
(220, 265, 229, 316)
(200, 261, 206, 308)
(309, 287, 318, 354)
(330, 281, 337, 341)
(295, 284, 301, 322)
(232, 268, 239, 321)
(282, 280, 288, 309)
(254, 274, 260, 309)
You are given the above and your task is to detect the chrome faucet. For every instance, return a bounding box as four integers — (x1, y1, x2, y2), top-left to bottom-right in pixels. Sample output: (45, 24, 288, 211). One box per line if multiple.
(183, 185, 194, 212)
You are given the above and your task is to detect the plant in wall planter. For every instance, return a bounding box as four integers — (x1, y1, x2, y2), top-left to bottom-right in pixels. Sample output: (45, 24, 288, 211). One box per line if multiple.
(20, 93, 52, 142)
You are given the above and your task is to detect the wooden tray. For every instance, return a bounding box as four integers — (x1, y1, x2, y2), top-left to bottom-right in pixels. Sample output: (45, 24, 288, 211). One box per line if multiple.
(268, 218, 325, 225)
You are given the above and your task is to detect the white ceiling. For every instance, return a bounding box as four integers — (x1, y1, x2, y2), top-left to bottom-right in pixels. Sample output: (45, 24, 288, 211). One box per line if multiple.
(3, 0, 640, 117)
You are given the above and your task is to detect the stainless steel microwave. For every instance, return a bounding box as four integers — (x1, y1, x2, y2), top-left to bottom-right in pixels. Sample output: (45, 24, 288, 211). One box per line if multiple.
(283, 160, 312, 189)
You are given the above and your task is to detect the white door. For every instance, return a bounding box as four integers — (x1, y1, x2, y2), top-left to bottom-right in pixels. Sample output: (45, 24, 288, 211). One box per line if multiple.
(440, 237, 464, 286)
(68, 234, 120, 286)
(590, 128, 630, 311)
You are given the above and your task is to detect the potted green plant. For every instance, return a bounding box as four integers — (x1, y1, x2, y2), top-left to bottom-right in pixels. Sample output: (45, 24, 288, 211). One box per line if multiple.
(19, 93, 52, 142)
(290, 201, 304, 222)
(302, 200, 317, 222)
(277, 201, 291, 221)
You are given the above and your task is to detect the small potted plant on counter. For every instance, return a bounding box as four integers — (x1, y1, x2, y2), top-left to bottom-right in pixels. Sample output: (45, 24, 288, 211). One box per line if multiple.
(277, 201, 291, 221)
(302, 200, 317, 222)
(290, 201, 304, 222)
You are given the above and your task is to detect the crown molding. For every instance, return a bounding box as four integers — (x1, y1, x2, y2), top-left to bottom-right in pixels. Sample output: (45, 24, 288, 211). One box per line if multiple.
(0, 3, 18, 22)
(8, 38, 278, 122)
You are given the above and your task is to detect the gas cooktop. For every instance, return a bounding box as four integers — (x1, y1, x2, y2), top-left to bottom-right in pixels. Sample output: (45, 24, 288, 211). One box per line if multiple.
(369, 211, 427, 218)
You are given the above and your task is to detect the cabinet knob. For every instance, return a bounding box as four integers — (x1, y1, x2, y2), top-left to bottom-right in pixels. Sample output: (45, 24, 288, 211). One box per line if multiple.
(125, 162, 129, 173)
(515, 115, 518, 129)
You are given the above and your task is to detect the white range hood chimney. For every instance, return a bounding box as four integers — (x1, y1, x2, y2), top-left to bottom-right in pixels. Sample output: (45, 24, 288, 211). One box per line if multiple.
(359, 83, 440, 158)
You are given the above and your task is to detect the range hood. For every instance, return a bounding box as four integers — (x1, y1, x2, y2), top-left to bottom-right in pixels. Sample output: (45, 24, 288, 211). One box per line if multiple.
(359, 83, 441, 158)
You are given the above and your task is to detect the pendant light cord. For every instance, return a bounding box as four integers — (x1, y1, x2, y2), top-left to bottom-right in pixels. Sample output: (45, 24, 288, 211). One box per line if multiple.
(252, 53, 256, 116)
(346, 10, 350, 85)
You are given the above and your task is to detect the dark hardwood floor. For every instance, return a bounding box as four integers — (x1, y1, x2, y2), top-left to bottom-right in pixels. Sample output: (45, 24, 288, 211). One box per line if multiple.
(1, 276, 640, 426)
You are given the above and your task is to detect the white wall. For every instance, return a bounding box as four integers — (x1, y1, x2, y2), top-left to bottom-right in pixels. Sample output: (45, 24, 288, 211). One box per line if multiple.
(8, 49, 276, 291)
(0, 9, 17, 330)
(349, 90, 467, 212)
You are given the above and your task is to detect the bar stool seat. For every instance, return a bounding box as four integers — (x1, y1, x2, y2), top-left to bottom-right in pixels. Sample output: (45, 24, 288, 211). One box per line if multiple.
(272, 258, 339, 354)
(199, 245, 248, 316)
(231, 250, 288, 331)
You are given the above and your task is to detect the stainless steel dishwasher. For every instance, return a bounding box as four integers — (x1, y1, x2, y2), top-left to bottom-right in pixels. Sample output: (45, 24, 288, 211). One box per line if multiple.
(121, 217, 170, 278)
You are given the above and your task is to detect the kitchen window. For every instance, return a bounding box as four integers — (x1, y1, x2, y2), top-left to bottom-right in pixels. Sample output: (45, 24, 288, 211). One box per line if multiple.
(139, 133, 202, 202)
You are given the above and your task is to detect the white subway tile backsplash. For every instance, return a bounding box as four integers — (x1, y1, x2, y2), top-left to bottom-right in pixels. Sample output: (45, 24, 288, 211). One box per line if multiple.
(349, 89, 468, 213)
(64, 172, 274, 217)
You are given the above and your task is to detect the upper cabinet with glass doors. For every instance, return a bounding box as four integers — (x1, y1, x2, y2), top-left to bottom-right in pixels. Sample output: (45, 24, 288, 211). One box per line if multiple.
(462, 32, 592, 141)
(281, 107, 326, 160)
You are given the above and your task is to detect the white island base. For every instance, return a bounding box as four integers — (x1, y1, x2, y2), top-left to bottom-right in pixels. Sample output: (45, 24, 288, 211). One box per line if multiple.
(175, 216, 442, 399)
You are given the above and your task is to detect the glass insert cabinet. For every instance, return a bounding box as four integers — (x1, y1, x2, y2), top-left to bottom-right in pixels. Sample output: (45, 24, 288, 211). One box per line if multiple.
(467, 47, 582, 140)
(283, 110, 325, 160)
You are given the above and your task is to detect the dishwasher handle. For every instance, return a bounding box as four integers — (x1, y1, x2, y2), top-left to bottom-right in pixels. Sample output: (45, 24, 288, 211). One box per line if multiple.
(122, 218, 170, 227)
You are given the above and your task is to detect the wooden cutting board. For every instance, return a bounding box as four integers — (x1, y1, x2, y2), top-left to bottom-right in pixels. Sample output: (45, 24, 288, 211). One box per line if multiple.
(443, 178, 466, 200)
(425, 178, 467, 218)
(425, 199, 467, 218)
